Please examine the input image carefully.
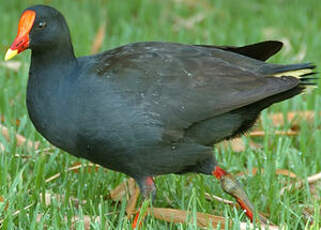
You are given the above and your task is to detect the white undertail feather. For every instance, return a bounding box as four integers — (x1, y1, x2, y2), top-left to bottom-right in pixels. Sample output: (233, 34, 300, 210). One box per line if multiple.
(272, 68, 313, 78)
(273, 67, 317, 93)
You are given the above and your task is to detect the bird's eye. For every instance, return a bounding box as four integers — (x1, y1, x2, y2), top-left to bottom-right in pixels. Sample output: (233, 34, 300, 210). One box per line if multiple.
(37, 21, 47, 29)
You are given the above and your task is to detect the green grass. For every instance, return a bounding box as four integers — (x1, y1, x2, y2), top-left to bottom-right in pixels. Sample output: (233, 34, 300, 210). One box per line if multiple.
(1, 0, 321, 229)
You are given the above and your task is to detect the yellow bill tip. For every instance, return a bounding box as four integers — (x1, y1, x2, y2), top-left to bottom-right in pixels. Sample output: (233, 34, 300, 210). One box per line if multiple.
(4, 48, 18, 61)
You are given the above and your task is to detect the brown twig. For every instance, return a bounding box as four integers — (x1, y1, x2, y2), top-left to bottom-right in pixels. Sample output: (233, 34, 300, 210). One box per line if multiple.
(280, 171, 321, 196)
(249, 130, 298, 137)
(204, 193, 234, 206)
(45, 163, 97, 183)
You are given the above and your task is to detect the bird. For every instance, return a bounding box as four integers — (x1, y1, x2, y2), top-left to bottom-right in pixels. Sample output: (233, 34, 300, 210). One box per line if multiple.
(5, 5, 316, 227)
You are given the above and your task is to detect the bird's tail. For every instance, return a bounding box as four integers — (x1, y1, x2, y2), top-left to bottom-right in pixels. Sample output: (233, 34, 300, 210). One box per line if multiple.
(252, 63, 318, 111)
(270, 63, 318, 91)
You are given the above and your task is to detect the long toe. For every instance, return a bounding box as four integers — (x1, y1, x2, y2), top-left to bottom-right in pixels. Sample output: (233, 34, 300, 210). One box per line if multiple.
(220, 173, 269, 224)
(212, 166, 269, 224)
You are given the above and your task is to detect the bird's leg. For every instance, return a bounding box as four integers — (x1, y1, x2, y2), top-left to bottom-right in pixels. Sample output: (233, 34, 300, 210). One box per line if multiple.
(132, 176, 156, 229)
(212, 166, 268, 224)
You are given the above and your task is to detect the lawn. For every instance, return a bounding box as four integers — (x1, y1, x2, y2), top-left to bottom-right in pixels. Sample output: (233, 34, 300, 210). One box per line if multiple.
(0, 0, 320, 229)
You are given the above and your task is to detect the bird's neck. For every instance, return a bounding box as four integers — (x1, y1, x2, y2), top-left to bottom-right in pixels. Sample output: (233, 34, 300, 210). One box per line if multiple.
(30, 43, 77, 71)
(27, 44, 79, 154)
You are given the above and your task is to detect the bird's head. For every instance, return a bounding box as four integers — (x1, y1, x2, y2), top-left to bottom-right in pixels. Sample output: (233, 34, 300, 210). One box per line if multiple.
(5, 5, 72, 61)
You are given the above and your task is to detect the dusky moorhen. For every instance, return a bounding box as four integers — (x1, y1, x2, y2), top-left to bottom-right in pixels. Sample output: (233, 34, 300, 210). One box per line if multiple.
(5, 5, 316, 226)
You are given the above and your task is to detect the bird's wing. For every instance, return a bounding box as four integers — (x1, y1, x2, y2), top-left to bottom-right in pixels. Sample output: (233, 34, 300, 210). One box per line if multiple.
(195, 40, 283, 61)
(94, 42, 300, 134)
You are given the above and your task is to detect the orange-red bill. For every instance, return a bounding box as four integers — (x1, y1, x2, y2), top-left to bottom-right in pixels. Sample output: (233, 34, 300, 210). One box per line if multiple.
(5, 10, 36, 61)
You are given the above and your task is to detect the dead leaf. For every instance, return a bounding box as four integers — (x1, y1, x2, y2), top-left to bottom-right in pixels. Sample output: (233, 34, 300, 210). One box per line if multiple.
(109, 177, 140, 216)
(0, 124, 39, 150)
(149, 208, 279, 229)
(150, 208, 227, 228)
(0, 61, 22, 72)
(110, 178, 137, 202)
(275, 169, 297, 178)
(126, 179, 140, 216)
(90, 23, 106, 54)
(110, 179, 129, 201)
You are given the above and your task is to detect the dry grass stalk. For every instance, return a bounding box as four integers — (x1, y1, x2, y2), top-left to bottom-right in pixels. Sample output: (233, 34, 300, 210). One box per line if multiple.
(45, 163, 96, 183)
(249, 130, 298, 137)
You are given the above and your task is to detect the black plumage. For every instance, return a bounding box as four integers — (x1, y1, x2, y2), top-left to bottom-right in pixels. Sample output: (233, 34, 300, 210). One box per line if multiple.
(6, 5, 316, 224)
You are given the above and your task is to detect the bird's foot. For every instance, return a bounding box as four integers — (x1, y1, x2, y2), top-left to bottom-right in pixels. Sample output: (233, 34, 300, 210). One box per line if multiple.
(212, 166, 269, 224)
(132, 176, 156, 229)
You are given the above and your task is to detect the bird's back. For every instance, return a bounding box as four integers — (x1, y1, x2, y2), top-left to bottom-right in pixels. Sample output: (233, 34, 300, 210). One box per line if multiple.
(66, 41, 315, 177)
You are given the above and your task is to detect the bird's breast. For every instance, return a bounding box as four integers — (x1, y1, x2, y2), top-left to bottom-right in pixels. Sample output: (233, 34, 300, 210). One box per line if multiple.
(26, 69, 79, 153)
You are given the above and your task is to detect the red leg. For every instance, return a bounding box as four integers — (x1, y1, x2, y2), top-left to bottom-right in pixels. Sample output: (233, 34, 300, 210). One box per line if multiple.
(132, 176, 156, 229)
(132, 210, 141, 229)
(212, 166, 267, 223)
